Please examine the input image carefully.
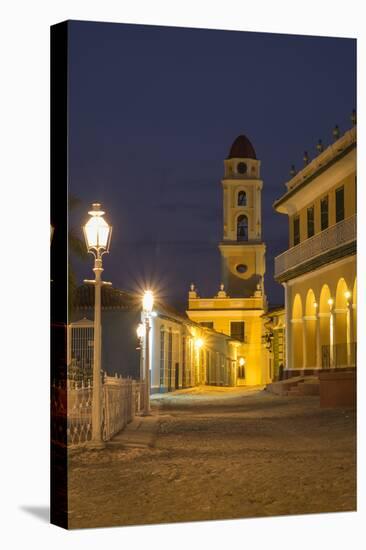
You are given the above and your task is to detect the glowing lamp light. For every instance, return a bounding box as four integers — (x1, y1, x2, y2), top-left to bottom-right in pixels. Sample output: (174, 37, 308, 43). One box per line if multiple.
(344, 291, 351, 300)
(328, 298, 334, 307)
(239, 357, 245, 367)
(83, 203, 112, 253)
(195, 338, 204, 350)
(143, 290, 154, 314)
(313, 302, 318, 308)
(136, 323, 145, 339)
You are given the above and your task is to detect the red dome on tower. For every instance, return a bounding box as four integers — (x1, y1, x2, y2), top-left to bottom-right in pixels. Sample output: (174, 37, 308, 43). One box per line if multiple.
(227, 134, 256, 159)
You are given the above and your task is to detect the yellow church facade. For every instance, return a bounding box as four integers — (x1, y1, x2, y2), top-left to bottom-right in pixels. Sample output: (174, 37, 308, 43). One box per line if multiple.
(187, 135, 271, 386)
(274, 121, 356, 375)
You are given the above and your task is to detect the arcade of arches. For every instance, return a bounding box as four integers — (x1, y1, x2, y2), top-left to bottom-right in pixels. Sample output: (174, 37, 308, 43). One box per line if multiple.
(288, 267, 356, 370)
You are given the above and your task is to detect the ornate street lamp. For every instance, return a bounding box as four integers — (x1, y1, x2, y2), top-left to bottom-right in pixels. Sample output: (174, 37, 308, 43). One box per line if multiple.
(83, 203, 112, 447)
(83, 203, 112, 254)
(142, 290, 154, 415)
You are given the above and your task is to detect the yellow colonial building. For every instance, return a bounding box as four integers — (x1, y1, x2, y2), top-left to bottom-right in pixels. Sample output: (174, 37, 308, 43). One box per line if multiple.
(274, 120, 357, 376)
(148, 305, 240, 392)
(187, 135, 271, 386)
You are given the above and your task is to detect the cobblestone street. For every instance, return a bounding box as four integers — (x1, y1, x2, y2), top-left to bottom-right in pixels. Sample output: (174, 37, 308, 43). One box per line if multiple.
(68, 386, 356, 529)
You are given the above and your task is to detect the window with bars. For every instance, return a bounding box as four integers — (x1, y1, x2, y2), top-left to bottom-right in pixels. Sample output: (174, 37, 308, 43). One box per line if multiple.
(335, 186, 345, 222)
(230, 321, 245, 342)
(200, 321, 214, 329)
(237, 214, 248, 241)
(293, 215, 300, 246)
(238, 191, 247, 206)
(320, 196, 329, 230)
(69, 324, 94, 382)
(307, 205, 315, 238)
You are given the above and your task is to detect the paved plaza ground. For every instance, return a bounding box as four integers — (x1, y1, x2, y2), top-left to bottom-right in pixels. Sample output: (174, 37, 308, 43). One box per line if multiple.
(68, 386, 356, 529)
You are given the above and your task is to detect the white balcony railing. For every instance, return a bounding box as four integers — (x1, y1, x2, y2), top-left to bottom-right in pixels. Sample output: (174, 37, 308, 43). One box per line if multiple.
(275, 214, 356, 278)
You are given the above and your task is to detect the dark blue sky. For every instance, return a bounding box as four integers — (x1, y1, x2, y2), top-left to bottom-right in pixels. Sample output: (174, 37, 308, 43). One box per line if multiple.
(68, 20, 356, 310)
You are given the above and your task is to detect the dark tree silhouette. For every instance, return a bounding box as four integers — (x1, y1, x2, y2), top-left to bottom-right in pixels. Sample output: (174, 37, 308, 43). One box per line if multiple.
(69, 195, 88, 316)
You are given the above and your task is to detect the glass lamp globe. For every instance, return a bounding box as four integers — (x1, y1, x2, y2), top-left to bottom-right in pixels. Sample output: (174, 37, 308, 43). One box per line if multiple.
(83, 203, 112, 253)
(142, 290, 154, 314)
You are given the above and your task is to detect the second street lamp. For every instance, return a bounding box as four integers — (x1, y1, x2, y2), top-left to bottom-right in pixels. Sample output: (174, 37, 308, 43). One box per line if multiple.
(136, 322, 145, 392)
(83, 203, 112, 448)
(142, 290, 154, 416)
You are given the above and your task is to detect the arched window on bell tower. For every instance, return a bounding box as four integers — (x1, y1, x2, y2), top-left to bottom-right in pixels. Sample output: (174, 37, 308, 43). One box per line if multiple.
(238, 191, 247, 206)
(237, 215, 248, 241)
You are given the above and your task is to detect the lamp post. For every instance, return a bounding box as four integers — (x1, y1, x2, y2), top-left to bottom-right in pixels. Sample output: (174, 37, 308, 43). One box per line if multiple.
(136, 323, 145, 384)
(83, 203, 112, 447)
(142, 290, 154, 416)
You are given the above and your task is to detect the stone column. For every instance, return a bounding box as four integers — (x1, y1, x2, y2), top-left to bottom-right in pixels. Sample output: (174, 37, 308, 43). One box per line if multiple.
(302, 317, 307, 370)
(315, 312, 321, 369)
(347, 301, 354, 366)
(283, 283, 291, 371)
(329, 307, 335, 368)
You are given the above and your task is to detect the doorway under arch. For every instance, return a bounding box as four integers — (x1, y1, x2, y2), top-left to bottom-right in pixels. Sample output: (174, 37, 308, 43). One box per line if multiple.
(319, 284, 331, 367)
(305, 289, 317, 368)
(335, 278, 349, 363)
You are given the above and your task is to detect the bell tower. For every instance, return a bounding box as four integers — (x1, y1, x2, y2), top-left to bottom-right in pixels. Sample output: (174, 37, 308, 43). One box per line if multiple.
(187, 133, 270, 387)
(219, 134, 266, 298)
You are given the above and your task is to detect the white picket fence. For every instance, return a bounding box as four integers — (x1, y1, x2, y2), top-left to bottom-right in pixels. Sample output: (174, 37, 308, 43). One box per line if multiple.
(51, 375, 144, 448)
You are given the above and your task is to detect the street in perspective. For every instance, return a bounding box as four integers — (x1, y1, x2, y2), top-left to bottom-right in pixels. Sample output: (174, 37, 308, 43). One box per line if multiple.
(68, 386, 356, 528)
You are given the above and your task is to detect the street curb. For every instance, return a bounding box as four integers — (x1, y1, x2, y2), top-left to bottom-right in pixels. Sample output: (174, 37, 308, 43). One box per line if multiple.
(107, 414, 160, 449)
